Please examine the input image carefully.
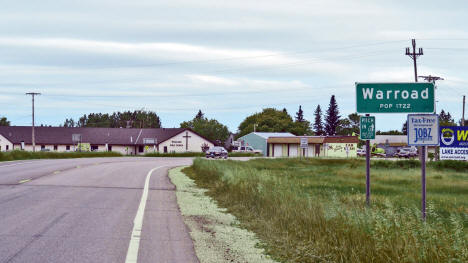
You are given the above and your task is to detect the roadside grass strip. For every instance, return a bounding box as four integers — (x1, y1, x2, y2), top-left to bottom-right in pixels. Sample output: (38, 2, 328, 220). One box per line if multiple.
(182, 158, 467, 263)
(169, 167, 278, 263)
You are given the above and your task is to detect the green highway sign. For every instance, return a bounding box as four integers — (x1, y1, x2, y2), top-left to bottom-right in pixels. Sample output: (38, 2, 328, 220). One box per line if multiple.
(356, 82, 435, 113)
(360, 116, 375, 140)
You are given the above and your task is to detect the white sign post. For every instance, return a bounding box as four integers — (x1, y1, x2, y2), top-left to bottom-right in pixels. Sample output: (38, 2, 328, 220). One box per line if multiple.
(407, 114, 439, 220)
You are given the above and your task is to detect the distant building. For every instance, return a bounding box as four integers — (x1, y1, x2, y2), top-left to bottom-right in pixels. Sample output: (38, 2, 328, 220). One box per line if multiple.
(369, 135, 407, 157)
(237, 132, 295, 156)
(267, 136, 359, 158)
(0, 126, 214, 155)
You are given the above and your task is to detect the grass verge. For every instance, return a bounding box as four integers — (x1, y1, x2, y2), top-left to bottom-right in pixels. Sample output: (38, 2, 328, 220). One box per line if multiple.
(184, 158, 468, 263)
(0, 150, 122, 162)
(169, 167, 277, 263)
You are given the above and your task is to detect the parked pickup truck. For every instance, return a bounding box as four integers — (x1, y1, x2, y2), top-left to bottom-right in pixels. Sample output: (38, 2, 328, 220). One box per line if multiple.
(232, 146, 262, 154)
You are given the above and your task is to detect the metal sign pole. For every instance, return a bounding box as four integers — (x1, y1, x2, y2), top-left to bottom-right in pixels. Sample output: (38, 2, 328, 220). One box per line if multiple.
(365, 114, 371, 206)
(421, 146, 426, 220)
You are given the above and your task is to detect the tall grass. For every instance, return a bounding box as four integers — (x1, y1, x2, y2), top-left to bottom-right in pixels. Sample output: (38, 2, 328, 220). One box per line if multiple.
(0, 150, 121, 162)
(183, 158, 468, 263)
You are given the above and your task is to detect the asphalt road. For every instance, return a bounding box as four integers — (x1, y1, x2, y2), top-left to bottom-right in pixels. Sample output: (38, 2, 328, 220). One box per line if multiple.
(0, 157, 198, 263)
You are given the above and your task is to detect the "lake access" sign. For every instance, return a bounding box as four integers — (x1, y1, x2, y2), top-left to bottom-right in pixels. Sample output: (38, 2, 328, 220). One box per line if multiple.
(356, 82, 435, 113)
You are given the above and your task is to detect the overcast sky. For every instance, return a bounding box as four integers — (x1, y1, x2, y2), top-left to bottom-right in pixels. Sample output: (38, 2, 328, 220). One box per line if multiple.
(1, 0, 467, 132)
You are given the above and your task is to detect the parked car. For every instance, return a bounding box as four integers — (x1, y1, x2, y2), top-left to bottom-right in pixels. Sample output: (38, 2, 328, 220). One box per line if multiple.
(205, 146, 228, 159)
(357, 148, 366, 157)
(232, 145, 262, 154)
(396, 147, 418, 158)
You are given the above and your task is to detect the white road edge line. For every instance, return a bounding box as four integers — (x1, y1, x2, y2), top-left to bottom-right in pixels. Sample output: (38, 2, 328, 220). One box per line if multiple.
(125, 166, 165, 263)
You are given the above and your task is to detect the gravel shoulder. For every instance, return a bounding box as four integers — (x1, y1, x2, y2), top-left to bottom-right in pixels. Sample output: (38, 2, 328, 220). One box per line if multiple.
(169, 167, 277, 263)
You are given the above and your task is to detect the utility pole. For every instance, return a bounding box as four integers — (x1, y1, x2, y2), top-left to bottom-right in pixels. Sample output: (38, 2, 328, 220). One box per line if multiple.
(463, 95, 466, 126)
(419, 75, 443, 113)
(26, 92, 41, 152)
(406, 39, 424, 82)
(405, 39, 426, 220)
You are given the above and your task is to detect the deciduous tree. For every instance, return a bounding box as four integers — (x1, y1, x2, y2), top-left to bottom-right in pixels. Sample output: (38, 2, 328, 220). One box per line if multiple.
(0, 116, 10, 126)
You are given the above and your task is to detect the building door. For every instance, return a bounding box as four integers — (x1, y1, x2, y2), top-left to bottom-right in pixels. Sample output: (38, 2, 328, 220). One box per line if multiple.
(164, 146, 168, 153)
(289, 144, 298, 157)
(274, 144, 283, 157)
(315, 144, 321, 156)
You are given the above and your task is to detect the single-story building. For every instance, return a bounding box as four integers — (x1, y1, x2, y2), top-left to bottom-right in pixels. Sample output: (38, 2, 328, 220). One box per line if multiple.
(267, 136, 359, 158)
(237, 132, 295, 156)
(0, 126, 214, 155)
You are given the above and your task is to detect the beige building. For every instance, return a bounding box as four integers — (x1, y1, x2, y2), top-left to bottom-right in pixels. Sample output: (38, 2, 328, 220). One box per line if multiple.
(0, 126, 214, 155)
(267, 136, 359, 158)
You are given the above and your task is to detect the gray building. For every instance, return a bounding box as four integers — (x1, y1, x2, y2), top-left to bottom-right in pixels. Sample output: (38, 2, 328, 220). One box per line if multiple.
(237, 132, 295, 156)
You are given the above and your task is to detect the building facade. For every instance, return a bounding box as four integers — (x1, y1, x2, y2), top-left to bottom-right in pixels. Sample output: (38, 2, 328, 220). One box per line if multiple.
(0, 126, 214, 155)
(267, 136, 358, 158)
(237, 132, 295, 156)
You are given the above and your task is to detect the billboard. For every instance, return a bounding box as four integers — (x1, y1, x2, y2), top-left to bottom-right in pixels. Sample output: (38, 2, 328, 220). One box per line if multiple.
(439, 126, 468, 160)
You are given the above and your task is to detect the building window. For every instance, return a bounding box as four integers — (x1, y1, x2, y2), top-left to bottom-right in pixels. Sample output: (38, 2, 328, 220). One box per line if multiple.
(54, 145, 58, 151)
(66, 145, 70, 151)
(164, 146, 168, 153)
(41, 145, 45, 150)
(91, 145, 99, 151)
(108, 145, 112, 151)
(6, 145, 9, 151)
(138, 146, 144, 153)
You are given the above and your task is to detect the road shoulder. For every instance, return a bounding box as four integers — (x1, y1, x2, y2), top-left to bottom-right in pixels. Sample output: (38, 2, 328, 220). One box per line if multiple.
(169, 167, 277, 263)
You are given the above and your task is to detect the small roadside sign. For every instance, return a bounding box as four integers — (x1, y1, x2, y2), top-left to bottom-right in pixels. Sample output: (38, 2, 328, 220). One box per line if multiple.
(300, 137, 308, 148)
(359, 116, 375, 140)
(407, 114, 439, 146)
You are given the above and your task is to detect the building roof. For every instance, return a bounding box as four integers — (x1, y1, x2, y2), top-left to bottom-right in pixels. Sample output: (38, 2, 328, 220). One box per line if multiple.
(251, 132, 295, 139)
(267, 136, 324, 144)
(267, 136, 358, 144)
(369, 135, 407, 146)
(0, 126, 188, 146)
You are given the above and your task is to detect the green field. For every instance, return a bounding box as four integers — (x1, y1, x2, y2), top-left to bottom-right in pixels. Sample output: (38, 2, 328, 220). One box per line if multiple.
(183, 158, 468, 263)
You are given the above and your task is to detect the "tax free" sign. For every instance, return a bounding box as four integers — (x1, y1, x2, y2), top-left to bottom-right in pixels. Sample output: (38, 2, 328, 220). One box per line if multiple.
(356, 82, 435, 113)
(407, 114, 439, 146)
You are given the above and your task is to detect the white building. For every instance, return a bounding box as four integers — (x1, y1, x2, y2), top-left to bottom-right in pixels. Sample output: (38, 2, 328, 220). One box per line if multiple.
(0, 126, 214, 155)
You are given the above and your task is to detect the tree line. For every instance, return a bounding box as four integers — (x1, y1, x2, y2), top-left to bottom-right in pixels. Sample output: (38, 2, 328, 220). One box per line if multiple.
(1, 99, 466, 143)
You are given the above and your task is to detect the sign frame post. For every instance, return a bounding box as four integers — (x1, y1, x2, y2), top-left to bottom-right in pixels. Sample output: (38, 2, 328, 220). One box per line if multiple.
(359, 115, 374, 206)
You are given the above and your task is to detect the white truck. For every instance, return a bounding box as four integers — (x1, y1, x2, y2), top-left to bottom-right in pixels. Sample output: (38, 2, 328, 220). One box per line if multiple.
(232, 145, 262, 154)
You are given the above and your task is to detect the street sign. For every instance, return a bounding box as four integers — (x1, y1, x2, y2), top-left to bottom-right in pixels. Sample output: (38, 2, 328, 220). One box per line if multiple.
(359, 116, 375, 140)
(356, 82, 435, 113)
(439, 126, 468, 160)
(300, 137, 308, 149)
(407, 114, 439, 146)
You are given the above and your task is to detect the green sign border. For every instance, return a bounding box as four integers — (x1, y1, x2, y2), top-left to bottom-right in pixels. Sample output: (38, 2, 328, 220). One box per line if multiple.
(360, 116, 375, 140)
(355, 82, 435, 114)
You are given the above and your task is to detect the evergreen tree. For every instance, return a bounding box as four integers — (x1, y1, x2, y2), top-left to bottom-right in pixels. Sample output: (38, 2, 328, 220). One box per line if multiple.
(195, 110, 205, 120)
(313, 105, 325, 136)
(402, 121, 408, 135)
(325, 95, 340, 135)
(295, 105, 304, 122)
(439, 109, 456, 126)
